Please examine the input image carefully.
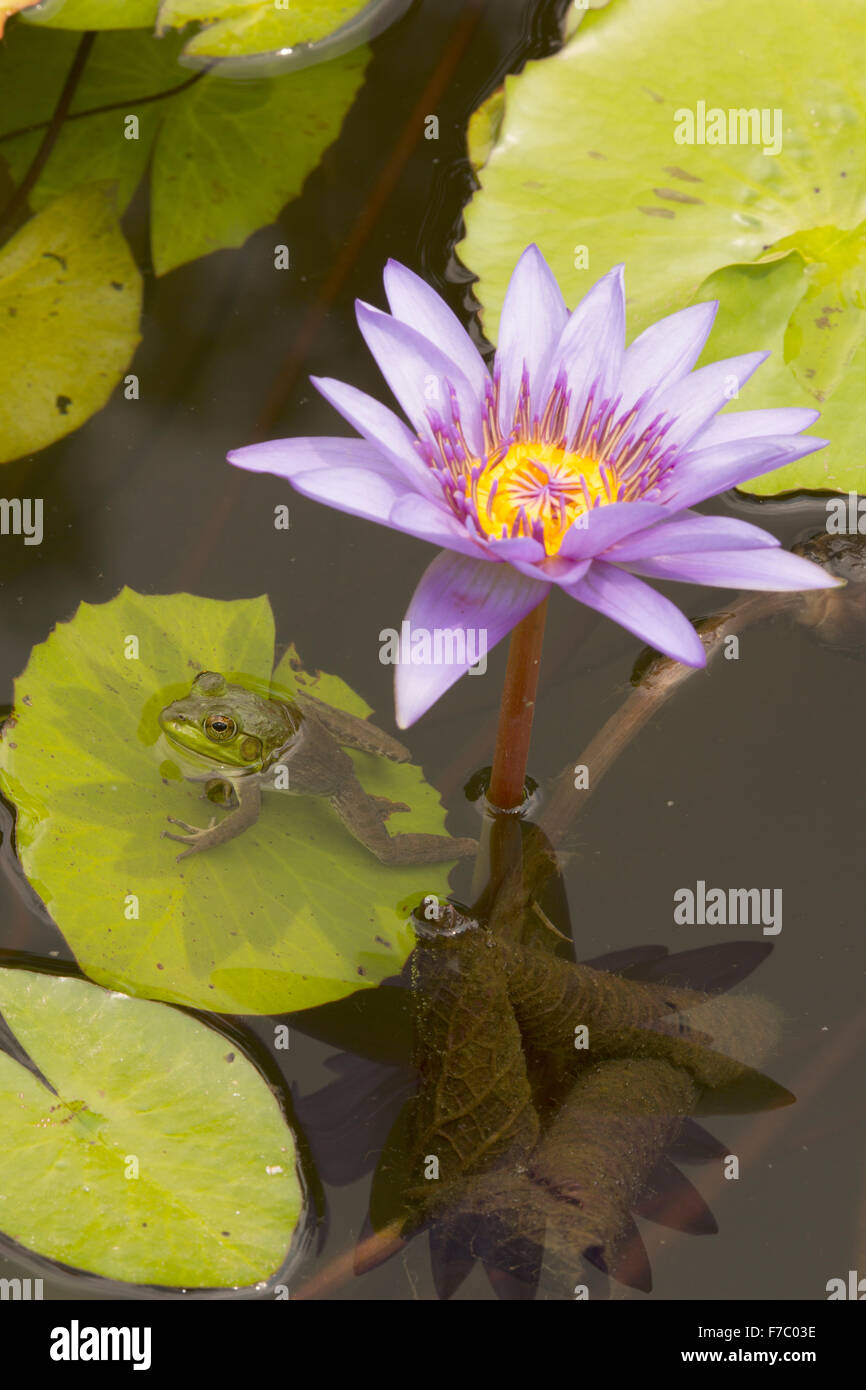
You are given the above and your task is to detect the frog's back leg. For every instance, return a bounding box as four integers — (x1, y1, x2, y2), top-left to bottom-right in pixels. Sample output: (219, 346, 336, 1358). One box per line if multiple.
(330, 771, 477, 865)
(296, 694, 410, 763)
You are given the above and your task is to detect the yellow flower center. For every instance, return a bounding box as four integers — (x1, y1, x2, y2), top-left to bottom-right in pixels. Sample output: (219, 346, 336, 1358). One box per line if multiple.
(470, 442, 617, 555)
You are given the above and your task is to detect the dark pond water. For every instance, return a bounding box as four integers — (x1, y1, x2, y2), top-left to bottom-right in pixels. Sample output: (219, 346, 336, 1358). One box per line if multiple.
(1, 0, 864, 1302)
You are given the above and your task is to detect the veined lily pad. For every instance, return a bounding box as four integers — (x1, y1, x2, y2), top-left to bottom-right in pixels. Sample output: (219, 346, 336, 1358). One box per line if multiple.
(0, 967, 302, 1288)
(459, 0, 866, 496)
(0, 590, 455, 1014)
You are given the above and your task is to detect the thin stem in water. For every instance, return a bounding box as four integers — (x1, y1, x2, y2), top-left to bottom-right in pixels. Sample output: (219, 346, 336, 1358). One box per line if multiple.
(0, 30, 97, 241)
(0, 69, 208, 147)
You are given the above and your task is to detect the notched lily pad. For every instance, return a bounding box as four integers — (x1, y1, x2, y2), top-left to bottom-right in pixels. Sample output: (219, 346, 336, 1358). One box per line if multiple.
(0, 589, 456, 1014)
(459, 0, 866, 496)
(0, 967, 303, 1288)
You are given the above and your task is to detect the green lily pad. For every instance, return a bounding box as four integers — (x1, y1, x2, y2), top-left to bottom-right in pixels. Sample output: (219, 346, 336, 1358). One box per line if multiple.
(0, 28, 185, 216)
(149, 45, 367, 273)
(0, 966, 302, 1287)
(157, 0, 370, 59)
(0, 23, 368, 275)
(0, 184, 141, 465)
(459, 0, 866, 496)
(19, 0, 161, 26)
(0, 589, 454, 1015)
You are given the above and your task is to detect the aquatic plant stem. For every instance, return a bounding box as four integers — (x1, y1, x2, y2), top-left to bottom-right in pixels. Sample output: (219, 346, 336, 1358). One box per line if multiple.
(0, 30, 96, 241)
(0, 70, 208, 147)
(487, 597, 549, 811)
(292, 1220, 406, 1300)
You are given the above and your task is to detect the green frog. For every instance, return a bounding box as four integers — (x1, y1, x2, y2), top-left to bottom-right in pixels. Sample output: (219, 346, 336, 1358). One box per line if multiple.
(158, 671, 477, 865)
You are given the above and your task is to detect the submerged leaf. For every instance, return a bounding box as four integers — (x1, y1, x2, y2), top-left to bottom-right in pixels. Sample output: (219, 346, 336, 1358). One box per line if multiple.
(499, 940, 790, 1106)
(0, 967, 302, 1287)
(428, 1057, 699, 1299)
(408, 932, 539, 1186)
(362, 916, 790, 1297)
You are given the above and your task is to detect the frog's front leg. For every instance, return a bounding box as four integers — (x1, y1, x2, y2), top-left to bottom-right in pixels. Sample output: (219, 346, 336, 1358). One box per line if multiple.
(163, 778, 262, 861)
(330, 772, 477, 865)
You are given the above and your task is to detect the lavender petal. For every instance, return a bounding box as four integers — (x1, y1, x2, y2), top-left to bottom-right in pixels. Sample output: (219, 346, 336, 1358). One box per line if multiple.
(389, 494, 486, 557)
(383, 260, 490, 400)
(312, 375, 442, 499)
(564, 560, 707, 667)
(640, 351, 769, 454)
(394, 551, 549, 727)
(228, 435, 404, 481)
(617, 301, 718, 415)
(356, 301, 484, 454)
(495, 243, 568, 432)
(540, 263, 626, 438)
(689, 405, 821, 450)
(661, 434, 829, 510)
(558, 499, 670, 561)
(607, 514, 782, 561)
(290, 465, 417, 526)
(624, 547, 842, 591)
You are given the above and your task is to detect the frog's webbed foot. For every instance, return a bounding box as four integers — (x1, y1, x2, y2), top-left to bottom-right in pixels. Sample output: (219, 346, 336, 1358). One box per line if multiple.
(163, 816, 221, 861)
(163, 779, 262, 862)
(371, 795, 411, 818)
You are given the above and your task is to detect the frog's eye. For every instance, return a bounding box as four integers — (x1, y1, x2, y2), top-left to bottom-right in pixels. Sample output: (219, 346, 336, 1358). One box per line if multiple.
(204, 713, 237, 742)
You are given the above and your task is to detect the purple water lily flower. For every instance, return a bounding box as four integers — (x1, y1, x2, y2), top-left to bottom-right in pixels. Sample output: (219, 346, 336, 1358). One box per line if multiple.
(228, 246, 837, 727)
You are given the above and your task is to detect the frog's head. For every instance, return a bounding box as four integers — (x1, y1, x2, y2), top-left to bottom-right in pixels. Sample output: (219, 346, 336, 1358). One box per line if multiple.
(159, 671, 283, 772)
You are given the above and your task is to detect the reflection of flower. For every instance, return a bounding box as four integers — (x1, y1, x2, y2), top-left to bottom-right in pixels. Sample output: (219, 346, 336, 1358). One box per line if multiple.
(229, 246, 836, 727)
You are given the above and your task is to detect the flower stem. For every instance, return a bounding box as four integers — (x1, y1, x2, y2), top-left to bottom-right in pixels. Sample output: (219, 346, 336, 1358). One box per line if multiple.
(487, 597, 549, 811)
